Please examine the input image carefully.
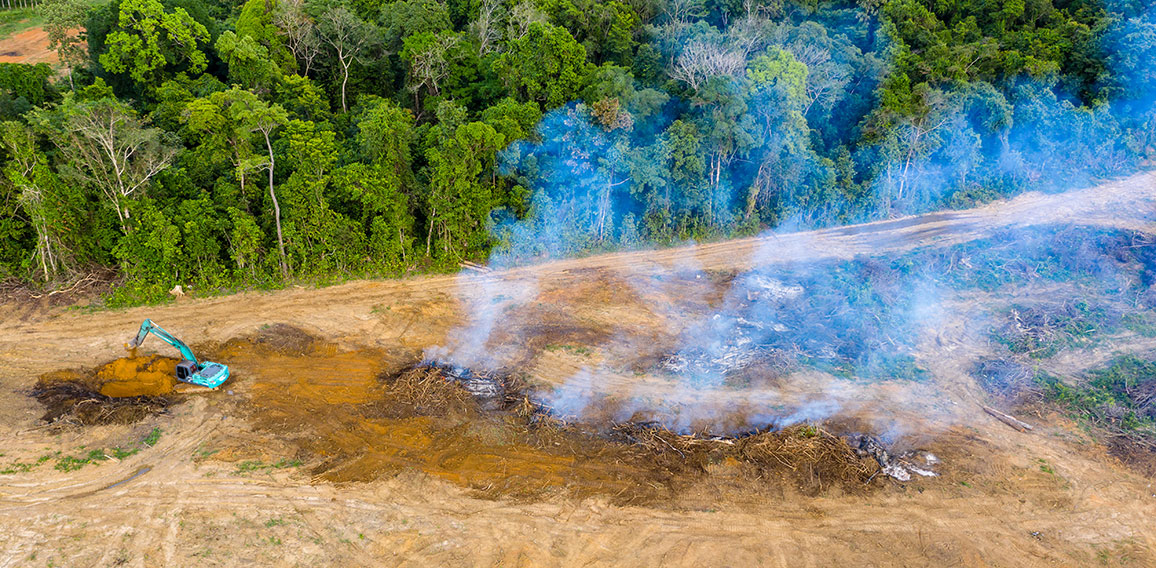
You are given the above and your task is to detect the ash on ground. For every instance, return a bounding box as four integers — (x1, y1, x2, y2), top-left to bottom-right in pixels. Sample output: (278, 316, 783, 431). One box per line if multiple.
(853, 435, 940, 481)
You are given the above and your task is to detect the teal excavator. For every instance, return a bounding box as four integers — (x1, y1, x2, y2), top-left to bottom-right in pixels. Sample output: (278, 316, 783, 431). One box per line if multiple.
(126, 319, 230, 388)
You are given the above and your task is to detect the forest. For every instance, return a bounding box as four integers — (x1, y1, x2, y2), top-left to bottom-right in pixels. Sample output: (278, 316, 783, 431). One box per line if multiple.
(0, 0, 1153, 303)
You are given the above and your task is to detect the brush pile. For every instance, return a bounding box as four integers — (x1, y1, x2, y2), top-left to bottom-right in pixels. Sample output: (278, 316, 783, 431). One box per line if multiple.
(611, 422, 879, 494)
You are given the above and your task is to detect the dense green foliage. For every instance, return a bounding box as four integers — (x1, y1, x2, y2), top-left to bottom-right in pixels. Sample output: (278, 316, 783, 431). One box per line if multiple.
(0, 0, 1153, 302)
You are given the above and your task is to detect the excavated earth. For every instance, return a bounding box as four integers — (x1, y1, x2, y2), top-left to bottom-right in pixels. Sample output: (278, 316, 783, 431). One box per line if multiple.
(0, 172, 1155, 566)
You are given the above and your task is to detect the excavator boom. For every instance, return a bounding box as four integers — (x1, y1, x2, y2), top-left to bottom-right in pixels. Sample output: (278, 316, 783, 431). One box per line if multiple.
(128, 319, 199, 365)
(126, 319, 230, 388)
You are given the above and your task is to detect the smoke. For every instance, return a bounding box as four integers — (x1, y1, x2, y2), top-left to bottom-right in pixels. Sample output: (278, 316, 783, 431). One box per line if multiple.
(424, 4, 1156, 437)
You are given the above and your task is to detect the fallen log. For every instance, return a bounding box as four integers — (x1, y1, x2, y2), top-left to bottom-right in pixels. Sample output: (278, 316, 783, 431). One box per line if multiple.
(982, 405, 1034, 432)
(459, 260, 491, 273)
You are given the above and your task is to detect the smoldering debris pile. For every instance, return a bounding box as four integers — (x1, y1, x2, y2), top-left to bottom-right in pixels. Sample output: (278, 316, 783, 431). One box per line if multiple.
(973, 359, 1036, 403)
(394, 362, 943, 489)
(387, 362, 510, 413)
(611, 422, 882, 493)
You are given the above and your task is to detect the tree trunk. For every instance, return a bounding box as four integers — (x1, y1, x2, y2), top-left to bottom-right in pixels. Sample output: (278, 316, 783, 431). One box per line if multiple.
(110, 191, 127, 233)
(425, 207, 436, 257)
(340, 61, 350, 112)
(264, 132, 289, 278)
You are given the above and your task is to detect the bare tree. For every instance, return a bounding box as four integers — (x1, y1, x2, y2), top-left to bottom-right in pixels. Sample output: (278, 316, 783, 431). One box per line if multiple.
(507, 0, 547, 41)
(1, 122, 63, 280)
(880, 90, 955, 210)
(274, 0, 322, 76)
(405, 33, 459, 111)
(787, 44, 851, 115)
(317, 6, 379, 112)
(40, 100, 177, 233)
(662, 0, 706, 24)
(469, 0, 504, 56)
(670, 40, 745, 90)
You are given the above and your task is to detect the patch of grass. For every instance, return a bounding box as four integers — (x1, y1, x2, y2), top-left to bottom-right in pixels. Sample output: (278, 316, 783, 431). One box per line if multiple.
(142, 427, 162, 447)
(55, 449, 108, 472)
(544, 343, 593, 356)
(1035, 356, 1156, 443)
(0, 461, 39, 475)
(264, 518, 286, 528)
(0, 8, 44, 39)
(193, 444, 220, 462)
(1037, 458, 1055, 475)
(235, 458, 303, 474)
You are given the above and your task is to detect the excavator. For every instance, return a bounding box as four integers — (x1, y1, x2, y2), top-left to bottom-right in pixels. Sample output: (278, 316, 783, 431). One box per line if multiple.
(126, 319, 230, 388)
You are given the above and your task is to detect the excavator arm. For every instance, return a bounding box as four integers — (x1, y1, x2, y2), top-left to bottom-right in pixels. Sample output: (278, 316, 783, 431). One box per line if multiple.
(127, 319, 200, 366)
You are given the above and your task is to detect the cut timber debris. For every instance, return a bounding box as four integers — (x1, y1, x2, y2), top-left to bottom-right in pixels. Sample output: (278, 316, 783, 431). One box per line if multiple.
(459, 260, 491, 273)
(983, 405, 1034, 432)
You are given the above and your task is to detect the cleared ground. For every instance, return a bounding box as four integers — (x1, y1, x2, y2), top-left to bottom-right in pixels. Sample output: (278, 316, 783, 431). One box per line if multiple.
(0, 26, 56, 65)
(0, 172, 1154, 567)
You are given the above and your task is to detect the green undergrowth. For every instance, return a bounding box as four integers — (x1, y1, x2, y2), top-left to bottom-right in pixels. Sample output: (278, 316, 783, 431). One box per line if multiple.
(234, 458, 303, 474)
(1035, 357, 1156, 443)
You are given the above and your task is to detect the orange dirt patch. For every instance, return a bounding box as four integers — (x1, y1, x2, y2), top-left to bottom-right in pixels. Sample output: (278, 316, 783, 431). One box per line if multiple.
(0, 27, 57, 65)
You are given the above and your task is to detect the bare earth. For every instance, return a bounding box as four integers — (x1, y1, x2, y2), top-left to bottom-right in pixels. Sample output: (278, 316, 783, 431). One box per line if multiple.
(0, 27, 57, 65)
(0, 172, 1155, 567)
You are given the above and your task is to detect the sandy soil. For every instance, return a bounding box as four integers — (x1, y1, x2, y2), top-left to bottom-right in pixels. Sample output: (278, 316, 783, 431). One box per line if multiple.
(0, 27, 57, 65)
(0, 172, 1154, 567)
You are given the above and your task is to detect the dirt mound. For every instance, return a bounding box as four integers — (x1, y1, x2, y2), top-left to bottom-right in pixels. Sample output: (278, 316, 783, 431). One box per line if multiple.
(30, 355, 180, 426)
(249, 323, 323, 355)
(96, 355, 178, 397)
(33, 370, 171, 426)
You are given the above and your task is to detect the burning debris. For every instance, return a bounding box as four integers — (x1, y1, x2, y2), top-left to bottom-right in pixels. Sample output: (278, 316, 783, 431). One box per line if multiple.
(853, 436, 940, 481)
(405, 362, 509, 410)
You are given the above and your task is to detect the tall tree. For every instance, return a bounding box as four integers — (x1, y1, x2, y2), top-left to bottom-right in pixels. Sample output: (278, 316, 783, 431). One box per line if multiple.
(33, 96, 178, 233)
(228, 91, 291, 277)
(1, 122, 66, 280)
(216, 30, 280, 91)
(42, 0, 88, 90)
(317, 6, 379, 112)
(494, 22, 588, 108)
(401, 31, 459, 114)
(424, 121, 505, 258)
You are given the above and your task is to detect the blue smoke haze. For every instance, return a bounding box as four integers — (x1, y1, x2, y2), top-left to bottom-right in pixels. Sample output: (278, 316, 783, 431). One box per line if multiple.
(426, 4, 1156, 436)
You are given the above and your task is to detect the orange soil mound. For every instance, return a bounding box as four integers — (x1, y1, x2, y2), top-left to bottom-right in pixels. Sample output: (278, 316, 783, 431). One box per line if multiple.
(96, 355, 178, 397)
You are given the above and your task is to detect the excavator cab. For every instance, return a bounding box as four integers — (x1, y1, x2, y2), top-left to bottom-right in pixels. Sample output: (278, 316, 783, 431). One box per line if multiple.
(127, 319, 231, 388)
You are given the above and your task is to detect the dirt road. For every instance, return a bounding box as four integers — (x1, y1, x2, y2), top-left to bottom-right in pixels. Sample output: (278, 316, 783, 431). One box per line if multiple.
(0, 172, 1154, 566)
